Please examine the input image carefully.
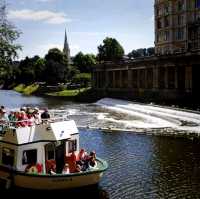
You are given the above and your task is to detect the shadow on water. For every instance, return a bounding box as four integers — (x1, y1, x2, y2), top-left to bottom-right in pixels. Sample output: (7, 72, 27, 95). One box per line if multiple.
(3, 185, 110, 199)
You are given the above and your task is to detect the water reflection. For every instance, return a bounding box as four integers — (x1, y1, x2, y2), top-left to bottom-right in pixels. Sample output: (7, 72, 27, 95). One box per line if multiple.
(0, 90, 75, 109)
(80, 130, 200, 198)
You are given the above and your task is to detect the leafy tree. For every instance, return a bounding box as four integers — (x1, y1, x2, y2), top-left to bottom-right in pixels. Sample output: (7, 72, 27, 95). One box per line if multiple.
(136, 48, 147, 57)
(17, 57, 36, 84)
(0, 2, 21, 67)
(45, 48, 69, 84)
(128, 47, 155, 59)
(73, 52, 96, 73)
(34, 57, 46, 81)
(147, 47, 155, 56)
(97, 37, 124, 62)
(72, 73, 91, 87)
(0, 2, 21, 85)
(128, 50, 141, 59)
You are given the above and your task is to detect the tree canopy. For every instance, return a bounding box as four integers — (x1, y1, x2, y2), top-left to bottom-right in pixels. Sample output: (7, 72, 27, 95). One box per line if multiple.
(73, 52, 96, 73)
(97, 37, 124, 62)
(0, 3, 21, 67)
(0, 2, 21, 86)
(44, 48, 69, 84)
(128, 47, 155, 59)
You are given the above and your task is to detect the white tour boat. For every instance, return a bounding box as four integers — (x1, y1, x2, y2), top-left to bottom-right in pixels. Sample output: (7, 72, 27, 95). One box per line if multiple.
(0, 111, 108, 190)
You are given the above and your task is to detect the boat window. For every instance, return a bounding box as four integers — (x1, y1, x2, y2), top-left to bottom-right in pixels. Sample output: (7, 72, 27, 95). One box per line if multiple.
(45, 143, 55, 160)
(22, 149, 37, 165)
(2, 147, 15, 167)
(68, 139, 77, 153)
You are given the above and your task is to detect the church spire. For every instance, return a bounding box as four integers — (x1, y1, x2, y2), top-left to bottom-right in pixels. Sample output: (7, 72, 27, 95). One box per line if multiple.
(63, 29, 70, 64)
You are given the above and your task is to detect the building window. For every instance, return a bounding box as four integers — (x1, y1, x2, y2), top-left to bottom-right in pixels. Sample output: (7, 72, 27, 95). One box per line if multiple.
(164, 4, 169, 14)
(157, 19, 162, 29)
(2, 148, 15, 167)
(177, 1, 184, 11)
(175, 28, 184, 40)
(177, 15, 184, 25)
(164, 31, 170, 41)
(157, 7, 162, 16)
(22, 149, 37, 165)
(68, 139, 77, 153)
(164, 16, 169, 27)
(158, 31, 163, 42)
(195, 0, 200, 8)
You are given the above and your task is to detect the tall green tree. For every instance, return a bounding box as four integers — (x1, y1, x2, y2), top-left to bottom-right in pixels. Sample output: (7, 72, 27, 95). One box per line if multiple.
(45, 48, 69, 84)
(0, 2, 21, 85)
(0, 2, 21, 67)
(73, 52, 96, 73)
(97, 37, 124, 62)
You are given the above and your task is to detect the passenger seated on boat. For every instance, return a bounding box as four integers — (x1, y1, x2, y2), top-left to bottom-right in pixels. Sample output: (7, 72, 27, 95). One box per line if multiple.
(41, 108, 50, 124)
(25, 163, 38, 174)
(0, 108, 9, 123)
(66, 151, 77, 173)
(74, 164, 82, 173)
(46, 159, 56, 174)
(83, 151, 97, 170)
(77, 148, 87, 162)
(17, 111, 28, 127)
(62, 163, 69, 174)
(36, 163, 43, 174)
(33, 107, 40, 125)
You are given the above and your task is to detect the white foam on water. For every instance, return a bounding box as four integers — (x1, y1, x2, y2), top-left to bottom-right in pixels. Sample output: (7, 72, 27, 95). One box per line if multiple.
(95, 98, 200, 133)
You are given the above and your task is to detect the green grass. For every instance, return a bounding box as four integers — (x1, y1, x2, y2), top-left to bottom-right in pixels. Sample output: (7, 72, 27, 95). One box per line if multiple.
(47, 87, 90, 97)
(14, 83, 39, 95)
(14, 84, 26, 92)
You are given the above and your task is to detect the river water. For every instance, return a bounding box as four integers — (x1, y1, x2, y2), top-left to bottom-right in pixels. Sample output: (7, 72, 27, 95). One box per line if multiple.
(1, 90, 200, 198)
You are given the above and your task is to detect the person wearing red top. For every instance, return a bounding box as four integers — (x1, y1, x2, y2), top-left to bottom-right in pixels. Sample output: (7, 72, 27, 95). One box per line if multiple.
(66, 151, 77, 173)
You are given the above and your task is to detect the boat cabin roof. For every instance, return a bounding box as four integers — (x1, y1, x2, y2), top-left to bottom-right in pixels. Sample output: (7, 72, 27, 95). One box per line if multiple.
(0, 120, 78, 145)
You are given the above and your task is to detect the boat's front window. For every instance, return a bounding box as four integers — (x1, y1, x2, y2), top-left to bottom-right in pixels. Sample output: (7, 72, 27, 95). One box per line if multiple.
(68, 139, 77, 153)
(2, 147, 15, 167)
(22, 149, 37, 165)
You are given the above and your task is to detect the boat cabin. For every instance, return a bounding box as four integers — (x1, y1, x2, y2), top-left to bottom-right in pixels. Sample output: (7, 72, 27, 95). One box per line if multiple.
(0, 117, 79, 175)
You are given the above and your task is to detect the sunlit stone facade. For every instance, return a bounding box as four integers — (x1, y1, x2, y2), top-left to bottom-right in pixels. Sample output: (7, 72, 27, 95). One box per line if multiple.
(155, 0, 200, 55)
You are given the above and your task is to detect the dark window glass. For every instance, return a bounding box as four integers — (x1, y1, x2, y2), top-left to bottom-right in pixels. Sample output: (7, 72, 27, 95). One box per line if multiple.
(2, 148, 15, 166)
(22, 149, 37, 165)
(68, 140, 77, 153)
(195, 0, 200, 8)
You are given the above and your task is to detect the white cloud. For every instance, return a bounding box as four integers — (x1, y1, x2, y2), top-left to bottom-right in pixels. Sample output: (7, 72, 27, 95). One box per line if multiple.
(8, 9, 71, 24)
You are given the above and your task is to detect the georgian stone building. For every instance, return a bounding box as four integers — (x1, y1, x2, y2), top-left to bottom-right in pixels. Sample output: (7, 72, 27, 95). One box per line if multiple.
(155, 0, 200, 55)
(92, 0, 200, 103)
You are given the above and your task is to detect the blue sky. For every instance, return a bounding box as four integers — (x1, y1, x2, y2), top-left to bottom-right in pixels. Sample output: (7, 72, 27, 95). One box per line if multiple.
(6, 0, 154, 59)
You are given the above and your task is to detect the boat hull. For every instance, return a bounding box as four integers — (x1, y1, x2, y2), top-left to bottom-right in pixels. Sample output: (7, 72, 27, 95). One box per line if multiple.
(14, 171, 103, 190)
(0, 158, 108, 190)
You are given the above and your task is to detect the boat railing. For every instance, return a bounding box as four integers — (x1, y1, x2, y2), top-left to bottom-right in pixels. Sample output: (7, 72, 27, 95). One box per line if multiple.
(0, 114, 69, 131)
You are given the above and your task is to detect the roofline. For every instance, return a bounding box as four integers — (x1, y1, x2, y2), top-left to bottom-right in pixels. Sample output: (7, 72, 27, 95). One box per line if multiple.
(0, 133, 79, 146)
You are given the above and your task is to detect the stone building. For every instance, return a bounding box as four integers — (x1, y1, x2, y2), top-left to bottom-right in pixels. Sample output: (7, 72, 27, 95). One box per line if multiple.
(92, 1, 200, 104)
(155, 0, 200, 55)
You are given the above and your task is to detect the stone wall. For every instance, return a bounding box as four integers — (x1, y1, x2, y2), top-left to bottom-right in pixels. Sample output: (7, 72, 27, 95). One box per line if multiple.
(92, 53, 200, 104)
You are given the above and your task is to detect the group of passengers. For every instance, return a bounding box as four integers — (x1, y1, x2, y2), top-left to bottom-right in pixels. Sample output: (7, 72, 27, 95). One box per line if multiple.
(46, 149, 97, 175)
(0, 105, 50, 127)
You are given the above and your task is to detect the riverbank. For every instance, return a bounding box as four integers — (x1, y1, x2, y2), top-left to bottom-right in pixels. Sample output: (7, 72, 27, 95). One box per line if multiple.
(13, 83, 99, 102)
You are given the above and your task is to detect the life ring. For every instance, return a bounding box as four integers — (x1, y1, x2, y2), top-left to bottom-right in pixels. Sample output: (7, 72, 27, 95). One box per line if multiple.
(27, 165, 38, 174)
